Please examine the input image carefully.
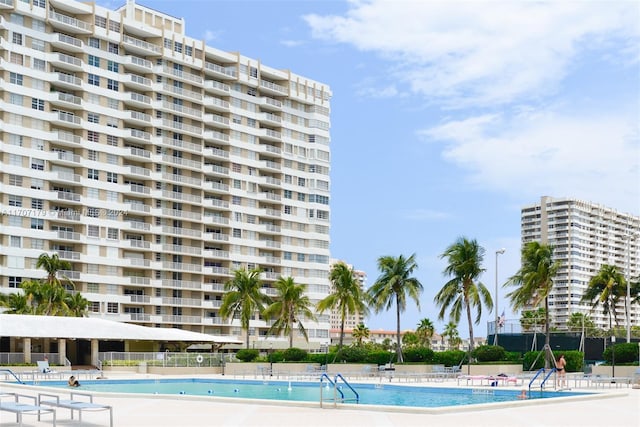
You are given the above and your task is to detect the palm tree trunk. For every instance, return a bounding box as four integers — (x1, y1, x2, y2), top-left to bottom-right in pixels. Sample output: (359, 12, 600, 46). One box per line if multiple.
(396, 295, 403, 363)
(544, 296, 550, 368)
(465, 293, 475, 351)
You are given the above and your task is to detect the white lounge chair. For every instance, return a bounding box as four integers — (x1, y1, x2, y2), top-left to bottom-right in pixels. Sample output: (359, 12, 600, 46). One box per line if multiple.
(37, 360, 55, 374)
(38, 392, 113, 427)
(0, 392, 57, 426)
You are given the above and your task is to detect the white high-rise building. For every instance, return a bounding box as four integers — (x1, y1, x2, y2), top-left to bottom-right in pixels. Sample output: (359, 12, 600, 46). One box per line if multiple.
(521, 196, 640, 331)
(0, 0, 332, 349)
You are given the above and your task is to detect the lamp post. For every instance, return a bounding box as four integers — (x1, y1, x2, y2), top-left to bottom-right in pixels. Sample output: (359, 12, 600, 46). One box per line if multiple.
(611, 336, 616, 382)
(269, 343, 273, 377)
(494, 248, 506, 345)
(626, 233, 636, 343)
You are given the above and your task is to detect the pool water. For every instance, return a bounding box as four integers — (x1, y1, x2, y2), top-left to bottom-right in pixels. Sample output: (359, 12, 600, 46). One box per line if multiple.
(30, 378, 592, 409)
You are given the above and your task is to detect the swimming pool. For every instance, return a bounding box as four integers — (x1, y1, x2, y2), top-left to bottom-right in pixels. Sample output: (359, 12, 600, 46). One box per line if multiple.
(30, 378, 592, 409)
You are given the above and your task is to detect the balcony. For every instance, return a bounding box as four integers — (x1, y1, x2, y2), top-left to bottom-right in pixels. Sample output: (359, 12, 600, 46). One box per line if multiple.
(259, 128, 282, 142)
(161, 315, 201, 324)
(0, 0, 13, 9)
(260, 97, 282, 111)
(202, 129, 229, 144)
(124, 128, 152, 143)
(51, 92, 82, 109)
(204, 79, 230, 95)
(128, 202, 150, 213)
(123, 73, 153, 90)
(162, 244, 202, 256)
(203, 164, 229, 177)
(54, 72, 82, 90)
(161, 172, 202, 187)
(204, 61, 237, 79)
(57, 250, 81, 260)
(123, 110, 152, 126)
(126, 165, 151, 177)
(125, 257, 151, 267)
(260, 79, 288, 96)
(260, 112, 281, 126)
(160, 119, 202, 137)
(122, 35, 162, 56)
(122, 55, 153, 73)
(53, 151, 81, 165)
(123, 92, 152, 108)
(50, 52, 83, 71)
(203, 197, 229, 209)
(55, 210, 81, 222)
(126, 220, 151, 231)
(161, 190, 202, 204)
(203, 113, 230, 128)
(128, 146, 152, 159)
(161, 226, 202, 238)
(56, 230, 81, 241)
(161, 279, 202, 290)
(128, 276, 151, 285)
(52, 130, 81, 147)
(51, 171, 81, 184)
(160, 137, 202, 154)
(161, 83, 202, 102)
(56, 191, 81, 203)
(161, 100, 202, 119)
(161, 261, 202, 273)
(161, 155, 202, 170)
(128, 183, 151, 195)
(50, 33, 84, 53)
(203, 146, 229, 159)
(261, 160, 281, 171)
(127, 239, 151, 249)
(205, 232, 230, 242)
(49, 11, 93, 34)
(203, 96, 230, 112)
(203, 181, 229, 193)
(161, 208, 201, 221)
(159, 64, 203, 85)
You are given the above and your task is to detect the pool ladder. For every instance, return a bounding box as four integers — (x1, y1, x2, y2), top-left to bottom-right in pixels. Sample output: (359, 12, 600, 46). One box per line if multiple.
(528, 367, 557, 390)
(319, 373, 359, 408)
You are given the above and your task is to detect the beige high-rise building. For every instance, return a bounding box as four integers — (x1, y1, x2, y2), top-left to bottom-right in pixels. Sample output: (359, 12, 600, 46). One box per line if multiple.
(521, 196, 639, 331)
(0, 0, 332, 349)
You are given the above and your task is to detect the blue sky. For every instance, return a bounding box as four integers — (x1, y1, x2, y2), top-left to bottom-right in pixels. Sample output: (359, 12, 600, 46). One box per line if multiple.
(99, 0, 639, 339)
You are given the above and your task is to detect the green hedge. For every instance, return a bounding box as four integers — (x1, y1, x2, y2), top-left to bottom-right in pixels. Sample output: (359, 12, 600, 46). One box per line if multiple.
(472, 345, 505, 362)
(603, 343, 639, 364)
(523, 350, 583, 372)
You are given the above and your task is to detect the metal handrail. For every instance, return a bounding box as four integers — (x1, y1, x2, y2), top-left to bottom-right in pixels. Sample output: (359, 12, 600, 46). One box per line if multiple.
(0, 368, 25, 384)
(540, 368, 557, 389)
(528, 367, 545, 389)
(334, 373, 359, 403)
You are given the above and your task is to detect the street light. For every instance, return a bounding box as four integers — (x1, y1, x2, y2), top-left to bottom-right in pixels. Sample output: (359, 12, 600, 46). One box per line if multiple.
(269, 343, 273, 377)
(611, 335, 616, 382)
(494, 248, 506, 345)
(625, 233, 637, 343)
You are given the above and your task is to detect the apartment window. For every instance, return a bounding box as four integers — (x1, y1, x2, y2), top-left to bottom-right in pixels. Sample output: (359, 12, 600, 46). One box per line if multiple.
(108, 20, 120, 32)
(108, 42, 119, 54)
(32, 18, 45, 31)
(31, 39, 45, 51)
(106, 117, 118, 128)
(232, 163, 241, 173)
(31, 198, 43, 209)
(106, 172, 118, 183)
(298, 177, 306, 187)
(107, 303, 118, 314)
(106, 154, 118, 165)
(8, 113, 22, 125)
(8, 134, 22, 146)
(297, 193, 306, 202)
(9, 73, 23, 85)
(107, 97, 119, 109)
(88, 55, 100, 67)
(87, 207, 99, 218)
(297, 253, 305, 262)
(34, 0, 45, 7)
(12, 32, 22, 45)
(9, 52, 23, 65)
(107, 228, 118, 239)
(9, 175, 23, 186)
(107, 60, 119, 72)
(31, 178, 43, 190)
(174, 42, 182, 53)
(8, 216, 21, 227)
(284, 205, 292, 215)
(88, 150, 98, 161)
(231, 196, 241, 205)
(87, 131, 100, 142)
(185, 45, 192, 56)
(87, 283, 100, 293)
(31, 98, 45, 111)
(10, 236, 21, 248)
(31, 218, 44, 230)
(106, 135, 119, 146)
(283, 252, 292, 261)
(250, 66, 258, 78)
(8, 195, 22, 207)
(10, 13, 23, 25)
(9, 154, 22, 166)
(33, 58, 45, 70)
(164, 38, 172, 49)
(87, 169, 99, 180)
(233, 179, 241, 189)
(88, 225, 99, 238)
(89, 302, 100, 313)
(86, 188, 99, 199)
(284, 175, 292, 184)
(9, 93, 23, 105)
(32, 79, 45, 91)
(30, 238, 44, 250)
(31, 158, 44, 170)
(232, 228, 241, 238)
(9, 277, 22, 288)
(88, 73, 100, 86)
(107, 79, 119, 91)
(88, 113, 100, 123)
(87, 264, 99, 274)
(284, 190, 292, 199)
(95, 15, 107, 28)
(88, 37, 100, 48)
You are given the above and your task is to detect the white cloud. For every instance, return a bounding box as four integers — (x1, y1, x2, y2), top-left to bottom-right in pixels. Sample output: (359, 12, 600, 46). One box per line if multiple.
(421, 109, 640, 214)
(304, 1, 639, 108)
(203, 30, 221, 42)
(281, 39, 304, 47)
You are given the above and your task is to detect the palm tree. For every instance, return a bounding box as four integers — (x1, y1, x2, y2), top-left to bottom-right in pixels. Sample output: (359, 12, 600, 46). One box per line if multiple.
(65, 292, 89, 317)
(36, 253, 72, 288)
(520, 308, 547, 332)
(263, 276, 316, 348)
(442, 321, 461, 350)
(582, 264, 626, 330)
(317, 262, 369, 356)
(220, 268, 270, 349)
(367, 254, 423, 363)
(434, 237, 492, 352)
(416, 318, 435, 347)
(0, 292, 33, 314)
(352, 323, 370, 346)
(504, 241, 559, 355)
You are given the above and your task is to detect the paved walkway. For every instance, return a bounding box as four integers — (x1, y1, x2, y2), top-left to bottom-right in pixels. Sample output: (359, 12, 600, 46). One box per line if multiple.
(1, 374, 638, 427)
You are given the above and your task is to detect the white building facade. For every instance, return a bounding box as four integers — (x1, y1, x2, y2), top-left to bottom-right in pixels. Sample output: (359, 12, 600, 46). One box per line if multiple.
(0, 0, 332, 349)
(521, 196, 640, 331)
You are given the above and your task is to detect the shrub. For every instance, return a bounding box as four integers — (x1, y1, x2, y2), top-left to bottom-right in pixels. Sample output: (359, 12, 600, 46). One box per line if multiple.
(364, 351, 396, 365)
(235, 349, 259, 362)
(433, 350, 466, 367)
(282, 347, 307, 362)
(472, 345, 505, 362)
(523, 350, 583, 372)
(403, 347, 434, 363)
(336, 346, 368, 363)
(603, 343, 639, 364)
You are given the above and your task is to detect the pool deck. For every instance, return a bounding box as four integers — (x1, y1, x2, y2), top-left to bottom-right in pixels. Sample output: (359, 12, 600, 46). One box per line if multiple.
(1, 373, 638, 427)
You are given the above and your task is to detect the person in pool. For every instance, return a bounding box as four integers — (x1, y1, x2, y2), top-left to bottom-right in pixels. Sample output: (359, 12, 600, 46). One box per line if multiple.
(68, 375, 80, 387)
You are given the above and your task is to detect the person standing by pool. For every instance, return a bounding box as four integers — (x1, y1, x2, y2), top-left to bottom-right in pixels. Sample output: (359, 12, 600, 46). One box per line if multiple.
(555, 354, 567, 388)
